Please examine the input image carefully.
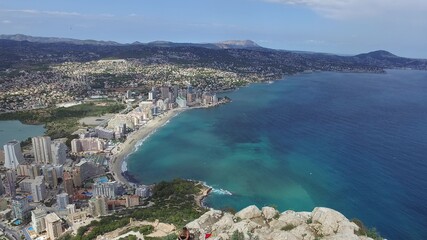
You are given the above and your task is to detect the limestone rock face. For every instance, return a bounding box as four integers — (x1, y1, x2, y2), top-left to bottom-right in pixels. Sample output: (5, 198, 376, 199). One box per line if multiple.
(262, 206, 279, 220)
(290, 224, 316, 240)
(186, 210, 222, 230)
(279, 210, 310, 226)
(228, 219, 260, 234)
(268, 230, 300, 240)
(311, 207, 359, 237)
(212, 213, 235, 233)
(235, 205, 262, 220)
(185, 206, 374, 240)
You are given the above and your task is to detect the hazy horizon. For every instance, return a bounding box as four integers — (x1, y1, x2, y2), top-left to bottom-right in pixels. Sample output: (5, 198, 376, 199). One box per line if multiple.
(0, 0, 426, 58)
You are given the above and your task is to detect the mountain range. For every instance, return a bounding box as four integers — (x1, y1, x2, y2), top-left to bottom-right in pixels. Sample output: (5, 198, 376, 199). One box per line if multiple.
(0, 34, 261, 49)
(0, 34, 426, 75)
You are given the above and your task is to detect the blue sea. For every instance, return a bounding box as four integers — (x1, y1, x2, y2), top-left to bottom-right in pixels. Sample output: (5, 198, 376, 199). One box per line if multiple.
(127, 70, 427, 239)
(0, 120, 45, 146)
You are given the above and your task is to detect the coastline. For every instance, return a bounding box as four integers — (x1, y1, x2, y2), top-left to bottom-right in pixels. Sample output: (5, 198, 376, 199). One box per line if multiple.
(110, 108, 187, 186)
(196, 184, 212, 209)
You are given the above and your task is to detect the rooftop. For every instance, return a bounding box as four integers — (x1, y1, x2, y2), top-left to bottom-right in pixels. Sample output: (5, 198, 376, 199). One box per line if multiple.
(45, 212, 61, 223)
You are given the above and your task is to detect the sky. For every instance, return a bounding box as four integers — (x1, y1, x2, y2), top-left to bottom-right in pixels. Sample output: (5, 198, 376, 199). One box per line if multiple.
(0, 0, 426, 58)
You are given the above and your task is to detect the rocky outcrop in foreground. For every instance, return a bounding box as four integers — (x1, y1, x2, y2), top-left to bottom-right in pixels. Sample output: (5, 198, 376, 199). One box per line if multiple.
(186, 206, 374, 240)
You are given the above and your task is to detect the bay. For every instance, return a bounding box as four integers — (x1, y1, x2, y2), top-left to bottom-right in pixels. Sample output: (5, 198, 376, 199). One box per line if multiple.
(127, 70, 427, 239)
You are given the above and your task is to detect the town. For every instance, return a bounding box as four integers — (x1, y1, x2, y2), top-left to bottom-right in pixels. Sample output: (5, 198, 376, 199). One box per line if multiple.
(0, 59, 256, 113)
(0, 80, 227, 240)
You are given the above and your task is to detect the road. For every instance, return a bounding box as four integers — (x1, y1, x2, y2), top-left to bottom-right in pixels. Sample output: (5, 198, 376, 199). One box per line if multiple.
(22, 227, 31, 240)
(0, 222, 20, 240)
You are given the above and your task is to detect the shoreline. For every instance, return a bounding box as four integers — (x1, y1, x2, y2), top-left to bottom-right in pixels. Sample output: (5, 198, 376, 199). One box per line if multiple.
(196, 184, 212, 209)
(110, 107, 188, 186)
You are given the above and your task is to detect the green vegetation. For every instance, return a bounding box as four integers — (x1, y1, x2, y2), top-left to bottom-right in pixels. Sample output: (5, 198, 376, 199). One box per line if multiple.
(118, 235, 137, 240)
(352, 218, 383, 240)
(126, 179, 205, 227)
(138, 225, 154, 235)
(0, 102, 124, 139)
(145, 234, 177, 240)
(281, 224, 296, 231)
(231, 230, 245, 240)
(220, 207, 237, 214)
(61, 179, 205, 240)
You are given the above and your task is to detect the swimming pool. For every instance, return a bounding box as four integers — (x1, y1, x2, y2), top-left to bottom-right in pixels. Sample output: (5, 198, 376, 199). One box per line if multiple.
(13, 219, 21, 225)
(95, 176, 109, 183)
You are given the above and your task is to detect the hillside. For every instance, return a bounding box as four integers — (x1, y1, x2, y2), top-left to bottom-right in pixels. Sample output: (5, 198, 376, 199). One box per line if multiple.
(0, 35, 426, 75)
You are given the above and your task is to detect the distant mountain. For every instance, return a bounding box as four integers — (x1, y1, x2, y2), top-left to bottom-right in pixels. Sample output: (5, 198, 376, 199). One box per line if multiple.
(0, 34, 264, 50)
(354, 50, 426, 69)
(145, 40, 262, 50)
(0, 34, 426, 73)
(0, 34, 121, 46)
(356, 50, 398, 59)
(215, 40, 261, 49)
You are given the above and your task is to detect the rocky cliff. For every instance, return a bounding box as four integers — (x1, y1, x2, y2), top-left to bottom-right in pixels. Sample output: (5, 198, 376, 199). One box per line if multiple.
(185, 206, 375, 240)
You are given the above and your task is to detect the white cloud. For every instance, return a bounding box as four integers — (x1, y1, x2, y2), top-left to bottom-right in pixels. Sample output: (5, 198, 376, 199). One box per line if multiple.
(2, 20, 11, 24)
(264, 0, 427, 19)
(1, 9, 81, 16)
(305, 39, 325, 45)
(44, 10, 81, 16)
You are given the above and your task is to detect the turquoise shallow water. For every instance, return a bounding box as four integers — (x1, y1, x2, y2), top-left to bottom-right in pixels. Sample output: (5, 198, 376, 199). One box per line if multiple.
(127, 70, 427, 239)
(0, 120, 45, 146)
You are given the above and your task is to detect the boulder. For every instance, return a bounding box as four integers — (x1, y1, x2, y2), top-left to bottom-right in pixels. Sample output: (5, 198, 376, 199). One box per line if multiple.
(269, 219, 289, 230)
(311, 207, 348, 236)
(186, 220, 201, 230)
(323, 234, 360, 240)
(277, 210, 309, 227)
(228, 219, 260, 235)
(268, 230, 299, 240)
(212, 213, 235, 234)
(235, 205, 262, 220)
(289, 224, 316, 240)
(253, 227, 274, 240)
(216, 233, 230, 240)
(262, 206, 279, 220)
(187, 209, 223, 232)
(184, 206, 374, 240)
(337, 221, 360, 235)
(358, 237, 375, 240)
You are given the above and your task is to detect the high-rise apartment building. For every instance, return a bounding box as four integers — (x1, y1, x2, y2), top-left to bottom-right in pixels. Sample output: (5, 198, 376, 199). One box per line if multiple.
(3, 140, 24, 169)
(12, 195, 30, 220)
(32, 136, 52, 164)
(51, 141, 67, 165)
(93, 181, 117, 199)
(16, 164, 41, 179)
(0, 178, 4, 196)
(4, 170, 17, 197)
(41, 165, 59, 188)
(45, 212, 63, 240)
(71, 138, 104, 154)
(31, 208, 47, 234)
(56, 193, 69, 210)
(89, 196, 108, 217)
(63, 172, 74, 196)
(31, 176, 47, 202)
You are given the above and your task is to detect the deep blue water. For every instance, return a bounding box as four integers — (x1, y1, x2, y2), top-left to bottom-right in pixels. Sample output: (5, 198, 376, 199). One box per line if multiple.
(0, 120, 45, 146)
(127, 70, 427, 239)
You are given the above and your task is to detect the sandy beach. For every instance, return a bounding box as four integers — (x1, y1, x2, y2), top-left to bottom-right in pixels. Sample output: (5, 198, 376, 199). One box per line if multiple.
(110, 108, 187, 186)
